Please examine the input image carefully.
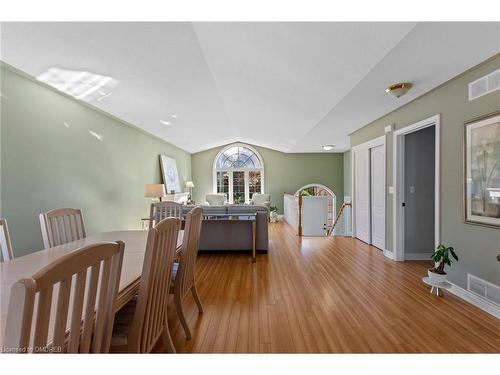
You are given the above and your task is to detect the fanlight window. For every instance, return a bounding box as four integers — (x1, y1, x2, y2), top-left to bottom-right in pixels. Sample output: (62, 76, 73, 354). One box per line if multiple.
(215, 146, 262, 169)
(213, 144, 264, 204)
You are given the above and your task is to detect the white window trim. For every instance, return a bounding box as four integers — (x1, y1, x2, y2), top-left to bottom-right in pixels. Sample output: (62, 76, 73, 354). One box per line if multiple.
(212, 143, 265, 204)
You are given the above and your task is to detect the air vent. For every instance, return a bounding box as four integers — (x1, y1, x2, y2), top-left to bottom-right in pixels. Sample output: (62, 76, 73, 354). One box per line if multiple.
(468, 274, 500, 306)
(468, 68, 500, 101)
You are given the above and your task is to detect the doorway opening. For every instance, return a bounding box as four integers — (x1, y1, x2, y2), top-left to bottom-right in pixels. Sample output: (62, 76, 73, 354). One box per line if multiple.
(393, 115, 440, 261)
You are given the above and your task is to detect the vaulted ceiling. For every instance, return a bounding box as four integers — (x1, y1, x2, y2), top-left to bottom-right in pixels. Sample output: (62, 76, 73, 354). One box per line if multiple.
(1, 22, 499, 153)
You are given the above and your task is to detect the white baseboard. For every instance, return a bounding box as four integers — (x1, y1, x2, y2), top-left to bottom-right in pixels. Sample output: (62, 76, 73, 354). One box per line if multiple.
(405, 252, 433, 260)
(449, 282, 500, 319)
(383, 249, 394, 260)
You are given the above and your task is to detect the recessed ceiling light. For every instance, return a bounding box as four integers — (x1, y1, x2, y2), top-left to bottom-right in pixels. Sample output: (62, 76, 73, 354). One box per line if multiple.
(160, 120, 171, 125)
(322, 145, 334, 151)
(171, 114, 178, 119)
(385, 82, 413, 98)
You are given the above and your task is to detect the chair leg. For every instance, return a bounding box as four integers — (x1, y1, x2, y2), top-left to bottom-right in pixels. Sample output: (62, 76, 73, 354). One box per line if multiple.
(191, 285, 204, 313)
(161, 327, 176, 353)
(174, 293, 192, 340)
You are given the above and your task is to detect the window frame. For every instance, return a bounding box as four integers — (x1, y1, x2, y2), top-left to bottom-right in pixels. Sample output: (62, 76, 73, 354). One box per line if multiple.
(213, 143, 265, 204)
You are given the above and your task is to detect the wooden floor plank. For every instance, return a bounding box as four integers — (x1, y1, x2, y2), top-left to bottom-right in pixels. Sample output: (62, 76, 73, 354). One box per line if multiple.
(166, 221, 500, 353)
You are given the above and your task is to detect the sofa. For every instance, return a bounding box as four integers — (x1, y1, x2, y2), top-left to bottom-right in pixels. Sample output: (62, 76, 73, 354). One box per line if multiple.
(182, 204, 269, 252)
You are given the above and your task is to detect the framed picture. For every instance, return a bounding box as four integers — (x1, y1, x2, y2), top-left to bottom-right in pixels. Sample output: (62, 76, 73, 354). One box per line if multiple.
(159, 155, 181, 193)
(464, 111, 500, 228)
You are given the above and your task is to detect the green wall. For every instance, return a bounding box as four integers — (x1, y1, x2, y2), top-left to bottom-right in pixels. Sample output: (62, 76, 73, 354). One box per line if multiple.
(349, 55, 500, 288)
(191, 144, 344, 214)
(0, 64, 191, 257)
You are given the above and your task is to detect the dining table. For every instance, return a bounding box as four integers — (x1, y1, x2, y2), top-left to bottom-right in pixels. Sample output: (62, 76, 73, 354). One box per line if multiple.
(0, 229, 184, 348)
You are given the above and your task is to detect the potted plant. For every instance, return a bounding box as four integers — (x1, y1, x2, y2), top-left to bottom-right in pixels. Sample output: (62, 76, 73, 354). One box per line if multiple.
(428, 244, 458, 283)
(269, 205, 278, 223)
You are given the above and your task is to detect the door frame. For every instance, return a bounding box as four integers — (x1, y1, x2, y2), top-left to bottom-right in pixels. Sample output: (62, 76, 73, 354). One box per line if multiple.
(351, 135, 386, 250)
(393, 114, 441, 261)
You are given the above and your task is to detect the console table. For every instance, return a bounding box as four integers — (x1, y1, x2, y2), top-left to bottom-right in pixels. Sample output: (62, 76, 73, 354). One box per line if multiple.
(201, 213, 258, 262)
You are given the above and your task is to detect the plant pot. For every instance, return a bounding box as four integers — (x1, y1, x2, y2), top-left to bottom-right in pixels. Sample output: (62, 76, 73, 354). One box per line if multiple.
(428, 270, 447, 284)
(269, 212, 277, 223)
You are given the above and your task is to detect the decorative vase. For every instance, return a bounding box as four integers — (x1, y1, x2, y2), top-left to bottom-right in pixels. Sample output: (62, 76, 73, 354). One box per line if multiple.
(428, 270, 447, 284)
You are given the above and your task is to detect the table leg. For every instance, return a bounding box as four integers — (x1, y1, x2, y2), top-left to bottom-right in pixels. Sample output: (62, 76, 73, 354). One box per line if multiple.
(252, 221, 256, 263)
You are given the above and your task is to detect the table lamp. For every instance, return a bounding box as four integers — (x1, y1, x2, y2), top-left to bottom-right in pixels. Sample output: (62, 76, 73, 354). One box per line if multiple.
(186, 181, 194, 202)
(144, 183, 166, 202)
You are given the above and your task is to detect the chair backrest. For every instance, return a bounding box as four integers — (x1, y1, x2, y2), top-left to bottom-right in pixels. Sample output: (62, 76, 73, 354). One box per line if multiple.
(0, 218, 14, 262)
(205, 194, 225, 206)
(3, 241, 125, 353)
(128, 217, 180, 353)
(149, 201, 183, 228)
(39, 208, 87, 248)
(174, 207, 203, 298)
(252, 193, 271, 205)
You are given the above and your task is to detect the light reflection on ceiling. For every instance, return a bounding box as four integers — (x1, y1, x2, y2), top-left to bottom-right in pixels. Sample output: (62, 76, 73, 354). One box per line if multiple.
(37, 67, 117, 102)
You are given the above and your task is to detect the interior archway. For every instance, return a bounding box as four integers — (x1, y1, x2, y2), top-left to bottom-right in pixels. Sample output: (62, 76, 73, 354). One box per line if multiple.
(295, 183, 337, 230)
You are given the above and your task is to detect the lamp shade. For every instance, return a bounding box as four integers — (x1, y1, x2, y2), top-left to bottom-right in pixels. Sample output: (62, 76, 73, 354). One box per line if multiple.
(186, 181, 195, 188)
(144, 184, 166, 198)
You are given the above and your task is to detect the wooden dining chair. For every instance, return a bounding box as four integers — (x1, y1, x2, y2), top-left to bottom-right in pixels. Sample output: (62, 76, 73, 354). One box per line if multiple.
(3, 241, 125, 353)
(149, 201, 183, 228)
(171, 206, 203, 340)
(39, 208, 87, 248)
(111, 217, 180, 353)
(0, 218, 14, 262)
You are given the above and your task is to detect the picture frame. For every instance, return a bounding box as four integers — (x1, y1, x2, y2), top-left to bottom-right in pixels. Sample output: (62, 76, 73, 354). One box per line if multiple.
(159, 155, 181, 193)
(464, 111, 500, 228)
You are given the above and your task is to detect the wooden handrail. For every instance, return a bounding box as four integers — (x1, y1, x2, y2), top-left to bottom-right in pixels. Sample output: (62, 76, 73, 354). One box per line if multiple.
(327, 202, 352, 236)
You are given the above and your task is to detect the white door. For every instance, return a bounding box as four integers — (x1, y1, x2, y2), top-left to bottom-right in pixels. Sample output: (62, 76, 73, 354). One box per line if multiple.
(370, 145, 385, 250)
(354, 149, 371, 243)
(302, 196, 328, 236)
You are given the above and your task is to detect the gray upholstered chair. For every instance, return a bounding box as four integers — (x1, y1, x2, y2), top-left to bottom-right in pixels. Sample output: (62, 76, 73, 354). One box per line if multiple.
(251, 193, 271, 210)
(205, 194, 226, 206)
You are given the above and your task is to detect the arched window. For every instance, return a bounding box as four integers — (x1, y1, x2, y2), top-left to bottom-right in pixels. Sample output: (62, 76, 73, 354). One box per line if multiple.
(213, 143, 264, 204)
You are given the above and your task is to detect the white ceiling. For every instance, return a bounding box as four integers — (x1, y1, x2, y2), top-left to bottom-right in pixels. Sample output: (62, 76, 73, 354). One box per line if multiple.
(1, 22, 499, 153)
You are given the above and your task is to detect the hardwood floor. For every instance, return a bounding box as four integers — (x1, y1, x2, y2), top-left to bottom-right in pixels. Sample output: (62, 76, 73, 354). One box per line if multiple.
(166, 221, 500, 353)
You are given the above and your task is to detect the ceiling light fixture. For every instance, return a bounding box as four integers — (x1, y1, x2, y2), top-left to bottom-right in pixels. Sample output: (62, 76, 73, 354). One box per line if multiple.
(160, 120, 171, 125)
(171, 114, 178, 119)
(322, 145, 334, 151)
(385, 82, 413, 98)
